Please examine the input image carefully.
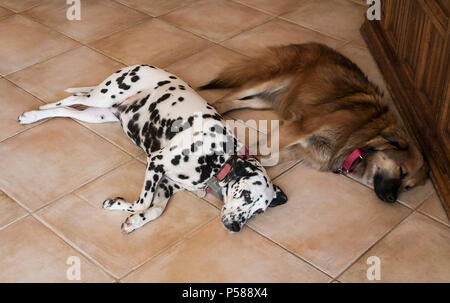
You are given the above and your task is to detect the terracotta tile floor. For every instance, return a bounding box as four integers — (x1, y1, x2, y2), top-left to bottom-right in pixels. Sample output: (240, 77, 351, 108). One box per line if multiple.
(0, 0, 448, 282)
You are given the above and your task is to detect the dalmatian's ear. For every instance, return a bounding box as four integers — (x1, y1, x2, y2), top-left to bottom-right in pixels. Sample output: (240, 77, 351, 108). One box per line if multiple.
(269, 184, 288, 207)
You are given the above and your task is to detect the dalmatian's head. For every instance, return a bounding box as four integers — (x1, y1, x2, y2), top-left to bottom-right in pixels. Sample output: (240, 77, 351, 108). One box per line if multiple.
(219, 157, 287, 232)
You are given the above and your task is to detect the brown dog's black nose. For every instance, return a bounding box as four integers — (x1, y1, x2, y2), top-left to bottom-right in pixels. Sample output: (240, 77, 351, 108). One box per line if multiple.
(374, 174, 400, 203)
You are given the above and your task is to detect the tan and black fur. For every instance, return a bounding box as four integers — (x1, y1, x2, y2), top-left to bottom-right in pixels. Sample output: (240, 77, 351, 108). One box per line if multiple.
(200, 43, 428, 203)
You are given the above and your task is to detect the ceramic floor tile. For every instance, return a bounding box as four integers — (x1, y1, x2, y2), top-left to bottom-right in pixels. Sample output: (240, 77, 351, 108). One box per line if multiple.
(160, 0, 272, 43)
(247, 164, 412, 277)
(90, 18, 212, 67)
(74, 159, 145, 207)
(351, 37, 368, 48)
(348, 0, 366, 6)
(234, 0, 304, 15)
(37, 193, 218, 278)
(221, 18, 344, 56)
(267, 160, 300, 179)
(281, 0, 366, 42)
(0, 14, 79, 75)
(0, 216, 112, 282)
(397, 180, 435, 209)
(165, 45, 247, 102)
(116, 0, 199, 17)
(0, 78, 43, 142)
(0, 190, 27, 229)
(123, 220, 330, 282)
(136, 153, 147, 164)
(347, 174, 435, 209)
(7, 46, 124, 103)
(419, 194, 449, 226)
(0, 119, 130, 211)
(340, 212, 450, 282)
(79, 121, 143, 157)
(0, 5, 12, 19)
(24, 0, 149, 44)
(0, 0, 43, 12)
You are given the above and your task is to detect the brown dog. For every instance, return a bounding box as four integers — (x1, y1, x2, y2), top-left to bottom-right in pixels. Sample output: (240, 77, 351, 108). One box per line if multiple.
(200, 43, 428, 203)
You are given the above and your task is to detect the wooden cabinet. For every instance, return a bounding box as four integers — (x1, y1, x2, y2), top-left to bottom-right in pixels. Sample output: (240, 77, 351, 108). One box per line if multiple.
(361, 0, 449, 216)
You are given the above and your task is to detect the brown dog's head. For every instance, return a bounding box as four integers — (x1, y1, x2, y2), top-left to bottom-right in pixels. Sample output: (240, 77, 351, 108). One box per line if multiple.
(359, 127, 429, 203)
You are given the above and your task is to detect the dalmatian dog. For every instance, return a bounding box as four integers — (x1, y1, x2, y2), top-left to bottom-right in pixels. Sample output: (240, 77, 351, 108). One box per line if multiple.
(18, 65, 288, 233)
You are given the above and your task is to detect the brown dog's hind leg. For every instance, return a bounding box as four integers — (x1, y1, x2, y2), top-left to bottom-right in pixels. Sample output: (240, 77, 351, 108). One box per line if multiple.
(215, 97, 272, 114)
(212, 76, 291, 114)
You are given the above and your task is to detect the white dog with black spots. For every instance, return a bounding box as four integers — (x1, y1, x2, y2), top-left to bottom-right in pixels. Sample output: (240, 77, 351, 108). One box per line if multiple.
(18, 65, 287, 233)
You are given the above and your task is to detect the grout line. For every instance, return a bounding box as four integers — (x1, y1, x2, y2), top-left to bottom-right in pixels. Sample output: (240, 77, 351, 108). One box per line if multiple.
(2, 42, 83, 78)
(230, 0, 280, 17)
(0, 213, 29, 231)
(276, 16, 351, 46)
(29, 157, 135, 215)
(112, 0, 201, 18)
(416, 208, 450, 229)
(73, 119, 142, 158)
(272, 160, 303, 181)
(0, 186, 33, 213)
(20, 1, 153, 45)
(2, 2, 43, 13)
(81, 15, 152, 45)
(216, 15, 278, 44)
(30, 208, 117, 281)
(245, 224, 334, 281)
(153, 17, 219, 45)
(334, 209, 415, 280)
(163, 43, 220, 69)
(119, 215, 219, 281)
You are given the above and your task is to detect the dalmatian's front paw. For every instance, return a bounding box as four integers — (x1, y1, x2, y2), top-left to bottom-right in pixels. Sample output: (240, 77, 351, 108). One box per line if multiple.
(121, 216, 137, 234)
(18, 110, 41, 124)
(102, 197, 135, 213)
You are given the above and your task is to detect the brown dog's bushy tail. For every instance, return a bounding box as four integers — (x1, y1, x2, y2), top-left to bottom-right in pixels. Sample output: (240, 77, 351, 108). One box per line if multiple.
(198, 58, 261, 90)
(198, 43, 323, 91)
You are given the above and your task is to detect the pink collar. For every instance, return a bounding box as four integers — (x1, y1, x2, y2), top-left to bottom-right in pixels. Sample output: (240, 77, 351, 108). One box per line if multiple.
(217, 146, 254, 181)
(205, 147, 256, 198)
(334, 148, 367, 175)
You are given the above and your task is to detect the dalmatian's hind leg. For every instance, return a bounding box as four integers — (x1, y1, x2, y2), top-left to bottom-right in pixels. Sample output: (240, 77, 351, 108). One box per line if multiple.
(64, 86, 96, 94)
(18, 107, 118, 124)
(121, 178, 181, 233)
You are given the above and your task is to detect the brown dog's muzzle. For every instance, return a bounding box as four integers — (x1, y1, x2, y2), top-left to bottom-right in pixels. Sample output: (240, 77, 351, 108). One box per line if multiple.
(373, 173, 401, 203)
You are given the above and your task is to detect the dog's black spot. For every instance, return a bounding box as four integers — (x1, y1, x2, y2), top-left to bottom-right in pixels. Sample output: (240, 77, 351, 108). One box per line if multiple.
(178, 174, 189, 179)
(171, 155, 181, 165)
(157, 80, 170, 87)
(101, 89, 108, 94)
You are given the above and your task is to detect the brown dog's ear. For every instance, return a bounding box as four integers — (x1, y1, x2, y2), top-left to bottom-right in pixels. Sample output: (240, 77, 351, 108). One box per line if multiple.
(367, 128, 409, 151)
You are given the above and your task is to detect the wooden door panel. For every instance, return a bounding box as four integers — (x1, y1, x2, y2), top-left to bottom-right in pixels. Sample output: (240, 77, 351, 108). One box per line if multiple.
(361, 0, 450, 218)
